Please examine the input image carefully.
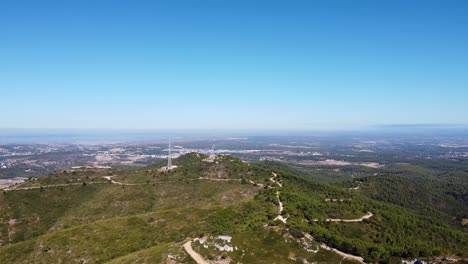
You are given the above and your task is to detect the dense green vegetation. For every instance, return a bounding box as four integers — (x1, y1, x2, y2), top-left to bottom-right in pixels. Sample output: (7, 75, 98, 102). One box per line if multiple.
(256, 159, 468, 262)
(357, 164, 468, 228)
(274, 171, 468, 262)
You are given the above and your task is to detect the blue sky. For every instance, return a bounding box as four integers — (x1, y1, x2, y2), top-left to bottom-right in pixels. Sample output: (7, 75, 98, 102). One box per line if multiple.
(1, 0, 467, 130)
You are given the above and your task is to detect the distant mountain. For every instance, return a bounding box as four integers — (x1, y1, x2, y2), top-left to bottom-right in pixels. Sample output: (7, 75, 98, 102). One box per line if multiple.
(373, 124, 468, 134)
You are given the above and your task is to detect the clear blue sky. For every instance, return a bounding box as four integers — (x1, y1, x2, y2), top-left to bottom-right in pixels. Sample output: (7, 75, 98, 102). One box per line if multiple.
(1, 0, 467, 130)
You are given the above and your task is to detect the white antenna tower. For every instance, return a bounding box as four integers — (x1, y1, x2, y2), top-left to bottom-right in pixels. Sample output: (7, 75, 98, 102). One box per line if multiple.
(167, 140, 172, 168)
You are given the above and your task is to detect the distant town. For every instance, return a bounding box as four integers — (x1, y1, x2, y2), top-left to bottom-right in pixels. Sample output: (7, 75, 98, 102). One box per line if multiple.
(2, 133, 468, 181)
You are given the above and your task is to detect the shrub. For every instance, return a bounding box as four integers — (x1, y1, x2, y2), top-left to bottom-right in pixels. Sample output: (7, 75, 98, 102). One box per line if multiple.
(289, 227, 304, 238)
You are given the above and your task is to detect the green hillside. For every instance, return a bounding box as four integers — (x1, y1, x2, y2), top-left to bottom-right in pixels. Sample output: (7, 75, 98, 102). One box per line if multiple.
(0, 154, 467, 263)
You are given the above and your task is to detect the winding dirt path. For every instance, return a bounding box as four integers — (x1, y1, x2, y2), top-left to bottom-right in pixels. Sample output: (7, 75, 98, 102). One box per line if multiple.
(269, 172, 283, 187)
(197, 177, 241, 182)
(102, 176, 141, 186)
(4, 175, 246, 192)
(271, 172, 287, 223)
(248, 180, 264, 187)
(183, 240, 209, 264)
(3, 181, 108, 191)
(274, 190, 287, 223)
(312, 212, 373, 222)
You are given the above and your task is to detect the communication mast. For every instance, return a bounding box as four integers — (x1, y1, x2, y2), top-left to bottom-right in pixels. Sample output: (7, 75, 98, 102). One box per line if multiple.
(167, 141, 172, 168)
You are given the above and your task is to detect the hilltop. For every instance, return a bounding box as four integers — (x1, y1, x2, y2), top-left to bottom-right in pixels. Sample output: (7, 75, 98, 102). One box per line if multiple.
(0, 153, 467, 263)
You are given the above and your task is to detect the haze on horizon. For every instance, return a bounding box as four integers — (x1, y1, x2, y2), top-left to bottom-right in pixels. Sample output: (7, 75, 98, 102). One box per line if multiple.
(1, 0, 467, 130)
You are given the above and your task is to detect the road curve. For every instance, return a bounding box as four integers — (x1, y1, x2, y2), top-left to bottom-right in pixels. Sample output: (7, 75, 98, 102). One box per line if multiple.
(3, 175, 248, 192)
(3, 181, 108, 191)
(183, 240, 209, 264)
(312, 212, 374, 222)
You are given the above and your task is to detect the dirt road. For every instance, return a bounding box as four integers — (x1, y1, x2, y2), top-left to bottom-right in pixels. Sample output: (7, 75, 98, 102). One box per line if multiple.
(183, 240, 209, 264)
